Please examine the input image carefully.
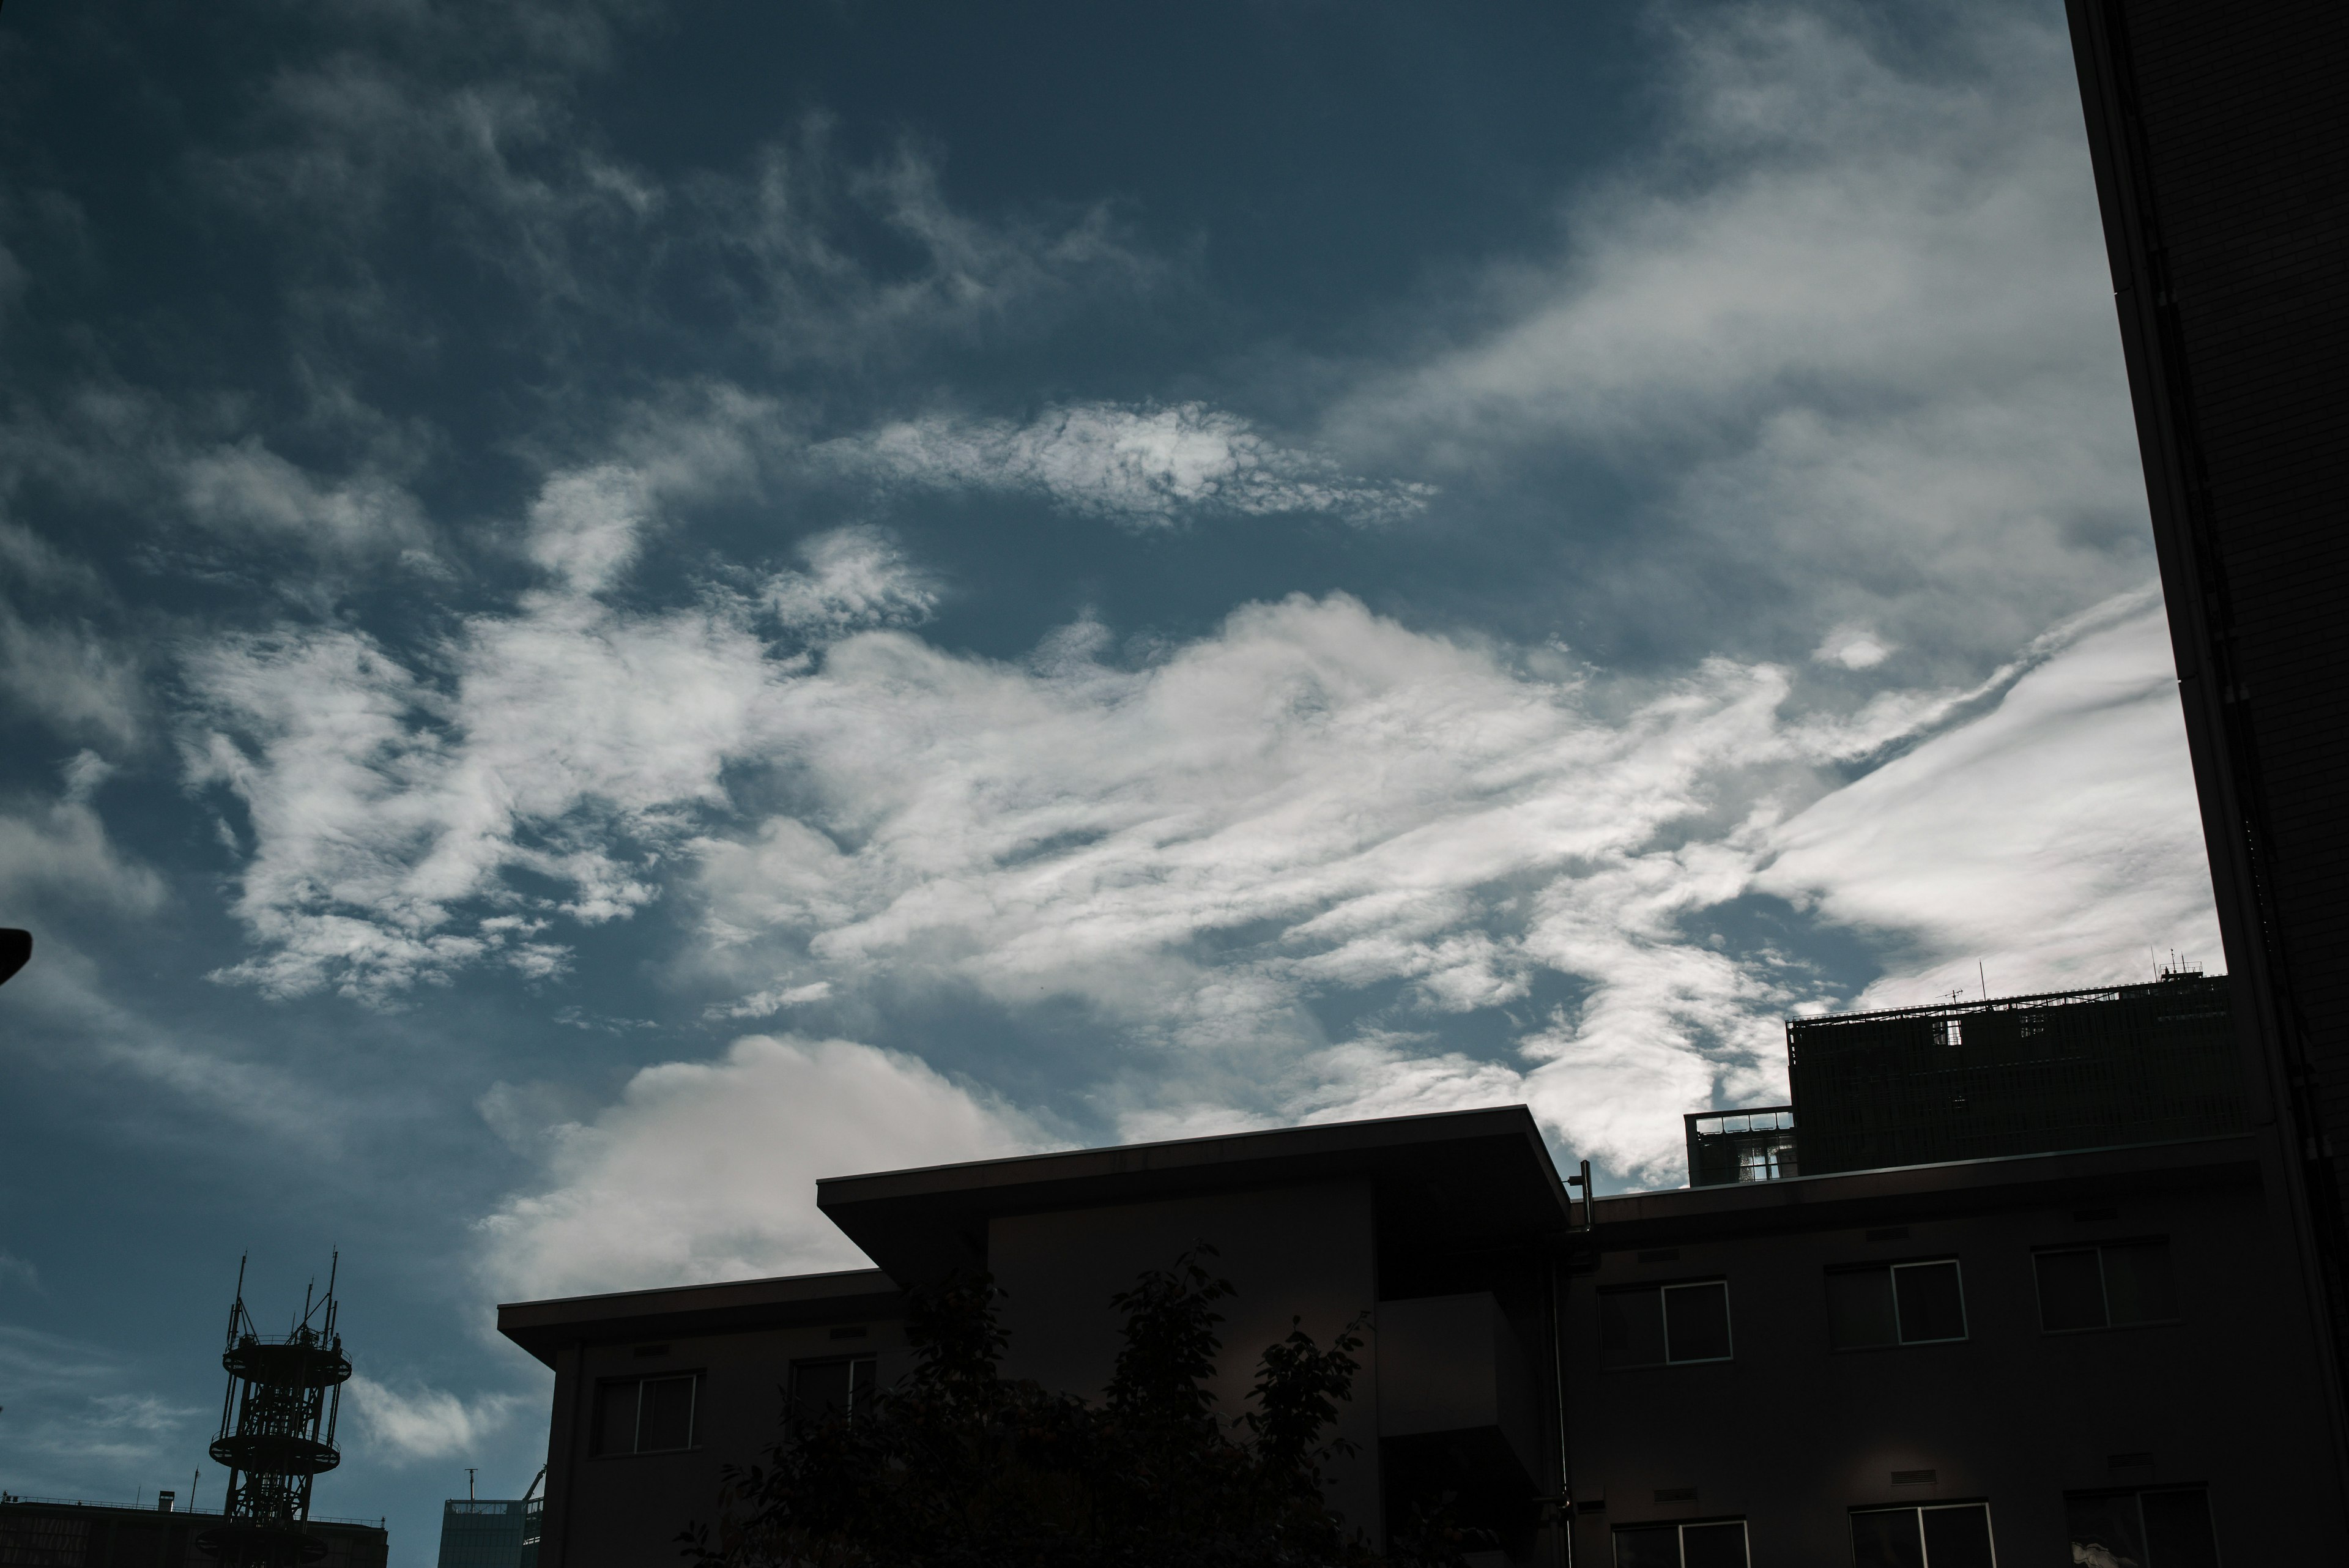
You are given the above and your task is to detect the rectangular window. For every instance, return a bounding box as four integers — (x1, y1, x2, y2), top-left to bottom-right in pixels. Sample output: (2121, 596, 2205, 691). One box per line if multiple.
(1601, 1282, 1732, 1368)
(2036, 1241, 2178, 1332)
(1613, 1519, 1748, 1568)
(790, 1354, 878, 1429)
(1827, 1261, 1966, 1349)
(1850, 1503, 1994, 1568)
(2068, 1488, 2217, 1568)
(591, 1373, 699, 1455)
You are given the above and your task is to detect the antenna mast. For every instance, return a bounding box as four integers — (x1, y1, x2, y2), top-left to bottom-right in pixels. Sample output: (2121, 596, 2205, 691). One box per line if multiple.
(198, 1256, 353, 1567)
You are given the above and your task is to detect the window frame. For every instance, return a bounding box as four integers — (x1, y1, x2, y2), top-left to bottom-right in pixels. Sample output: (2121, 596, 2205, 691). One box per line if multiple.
(1610, 1516, 1750, 1568)
(2033, 1238, 2180, 1335)
(2065, 1484, 2217, 1568)
(1849, 1500, 1997, 1568)
(590, 1370, 701, 1458)
(1825, 1258, 1969, 1350)
(1598, 1278, 1735, 1369)
(788, 1351, 880, 1429)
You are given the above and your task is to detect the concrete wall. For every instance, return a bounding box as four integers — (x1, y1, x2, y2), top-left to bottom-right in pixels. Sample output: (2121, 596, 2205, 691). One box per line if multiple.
(547, 1315, 909, 1568)
(989, 1178, 1384, 1537)
(1565, 1172, 2337, 1564)
(1377, 1291, 1537, 1474)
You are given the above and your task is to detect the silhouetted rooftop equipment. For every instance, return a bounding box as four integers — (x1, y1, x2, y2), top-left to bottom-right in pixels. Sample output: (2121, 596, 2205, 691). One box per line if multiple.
(1785, 972, 2244, 1177)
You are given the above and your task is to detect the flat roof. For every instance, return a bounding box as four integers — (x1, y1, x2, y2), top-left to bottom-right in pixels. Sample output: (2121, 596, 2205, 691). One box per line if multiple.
(817, 1104, 1574, 1286)
(497, 1266, 900, 1368)
(1785, 972, 2228, 1029)
(1587, 1134, 2259, 1247)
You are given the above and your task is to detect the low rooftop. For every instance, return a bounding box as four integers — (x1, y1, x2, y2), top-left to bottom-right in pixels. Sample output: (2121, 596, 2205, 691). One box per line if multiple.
(499, 1266, 900, 1368)
(817, 1105, 1574, 1287)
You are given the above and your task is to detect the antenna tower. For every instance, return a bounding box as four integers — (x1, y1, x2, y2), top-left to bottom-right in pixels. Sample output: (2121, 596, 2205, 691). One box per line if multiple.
(198, 1255, 352, 1567)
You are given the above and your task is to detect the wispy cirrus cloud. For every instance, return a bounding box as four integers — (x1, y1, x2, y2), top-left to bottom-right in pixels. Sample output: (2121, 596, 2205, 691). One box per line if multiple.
(346, 1375, 531, 1465)
(1327, 2, 2147, 678)
(0, 1325, 206, 1490)
(1758, 606, 2217, 1007)
(820, 402, 1434, 529)
(175, 464, 2208, 1180)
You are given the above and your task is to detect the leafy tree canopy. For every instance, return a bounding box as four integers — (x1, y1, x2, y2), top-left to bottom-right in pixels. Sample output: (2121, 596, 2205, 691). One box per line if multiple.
(684, 1247, 1483, 1568)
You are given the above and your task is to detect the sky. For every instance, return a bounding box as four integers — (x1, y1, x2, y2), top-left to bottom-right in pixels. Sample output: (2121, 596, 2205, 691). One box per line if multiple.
(0, 0, 2224, 1555)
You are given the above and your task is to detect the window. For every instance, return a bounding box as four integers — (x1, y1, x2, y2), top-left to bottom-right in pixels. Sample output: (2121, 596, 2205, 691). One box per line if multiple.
(1827, 1260, 1966, 1349)
(1612, 1520, 1748, 1568)
(2036, 1241, 2177, 1332)
(2068, 1488, 2217, 1568)
(1600, 1281, 1732, 1367)
(1850, 1503, 1994, 1568)
(592, 1373, 697, 1455)
(790, 1354, 877, 1429)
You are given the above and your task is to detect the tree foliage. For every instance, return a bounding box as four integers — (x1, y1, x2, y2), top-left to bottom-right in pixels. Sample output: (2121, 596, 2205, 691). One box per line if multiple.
(683, 1247, 1480, 1568)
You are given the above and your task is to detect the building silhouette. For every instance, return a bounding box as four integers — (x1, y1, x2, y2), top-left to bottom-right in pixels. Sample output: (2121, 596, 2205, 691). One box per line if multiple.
(0, 1496, 387, 1568)
(2065, 0, 2349, 1501)
(502, 975, 2338, 1566)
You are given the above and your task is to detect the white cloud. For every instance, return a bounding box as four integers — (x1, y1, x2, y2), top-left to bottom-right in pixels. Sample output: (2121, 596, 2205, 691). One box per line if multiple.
(705, 980, 833, 1021)
(764, 526, 940, 636)
(1326, 1, 2148, 671)
(177, 485, 2214, 1181)
(180, 437, 432, 558)
(0, 599, 146, 751)
(180, 466, 781, 1001)
(0, 751, 166, 918)
(1815, 626, 1891, 670)
(346, 1376, 527, 1464)
(476, 1034, 1037, 1300)
(1758, 604, 2216, 1005)
(525, 463, 651, 594)
(823, 402, 1434, 529)
(686, 593, 1842, 1175)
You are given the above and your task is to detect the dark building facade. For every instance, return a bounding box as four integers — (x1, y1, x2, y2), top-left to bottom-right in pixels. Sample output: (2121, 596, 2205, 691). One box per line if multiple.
(503, 1110, 1574, 1567)
(2064, 0, 2349, 1482)
(502, 1086, 2341, 1565)
(1573, 1135, 2312, 1564)
(0, 1498, 388, 1568)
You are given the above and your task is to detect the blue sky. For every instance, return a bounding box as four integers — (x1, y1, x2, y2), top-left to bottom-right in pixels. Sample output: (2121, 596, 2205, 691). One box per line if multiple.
(0, 0, 2221, 1555)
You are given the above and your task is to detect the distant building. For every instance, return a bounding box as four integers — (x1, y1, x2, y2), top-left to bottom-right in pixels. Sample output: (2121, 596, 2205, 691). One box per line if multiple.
(437, 1499, 527, 1568)
(0, 1496, 388, 1567)
(502, 1034, 2341, 1566)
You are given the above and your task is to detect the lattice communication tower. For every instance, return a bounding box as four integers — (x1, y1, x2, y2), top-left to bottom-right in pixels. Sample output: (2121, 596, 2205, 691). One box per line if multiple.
(199, 1255, 351, 1567)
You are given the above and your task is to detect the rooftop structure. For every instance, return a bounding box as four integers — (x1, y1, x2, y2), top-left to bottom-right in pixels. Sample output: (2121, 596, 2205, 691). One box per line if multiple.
(1685, 975, 2244, 1186)
(1682, 1107, 1795, 1189)
(1786, 972, 2243, 1176)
